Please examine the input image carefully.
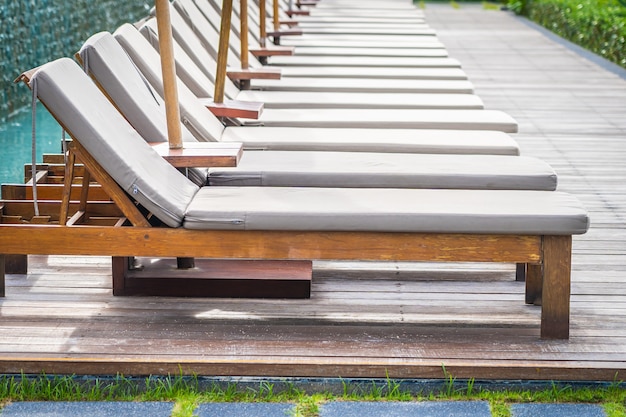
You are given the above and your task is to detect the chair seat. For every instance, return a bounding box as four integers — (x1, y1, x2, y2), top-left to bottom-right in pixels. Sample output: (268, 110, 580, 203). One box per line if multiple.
(245, 109, 518, 133)
(279, 66, 467, 80)
(184, 187, 589, 235)
(251, 78, 474, 94)
(267, 56, 461, 68)
(234, 91, 483, 109)
(219, 127, 520, 155)
(207, 152, 557, 190)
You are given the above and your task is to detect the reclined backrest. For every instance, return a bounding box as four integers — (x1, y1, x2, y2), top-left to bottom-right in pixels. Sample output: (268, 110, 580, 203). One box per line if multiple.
(139, 20, 212, 100)
(113, 24, 227, 143)
(149, 3, 242, 99)
(78, 31, 197, 145)
(31, 58, 200, 227)
(78, 31, 208, 186)
(174, 0, 262, 69)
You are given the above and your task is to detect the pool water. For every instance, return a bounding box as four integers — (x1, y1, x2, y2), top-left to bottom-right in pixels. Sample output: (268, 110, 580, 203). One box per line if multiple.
(0, 103, 64, 192)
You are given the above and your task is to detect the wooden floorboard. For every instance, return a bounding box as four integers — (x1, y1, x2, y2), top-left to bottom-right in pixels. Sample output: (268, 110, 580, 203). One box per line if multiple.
(1, 4, 626, 380)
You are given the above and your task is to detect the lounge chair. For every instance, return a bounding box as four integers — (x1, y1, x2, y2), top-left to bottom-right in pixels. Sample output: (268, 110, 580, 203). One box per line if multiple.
(229, 0, 445, 58)
(183, 0, 462, 68)
(79, 34, 556, 191)
(132, 21, 482, 110)
(171, 0, 467, 82)
(251, 0, 436, 36)
(128, 22, 518, 131)
(112, 23, 519, 154)
(0, 58, 590, 340)
(171, 1, 466, 86)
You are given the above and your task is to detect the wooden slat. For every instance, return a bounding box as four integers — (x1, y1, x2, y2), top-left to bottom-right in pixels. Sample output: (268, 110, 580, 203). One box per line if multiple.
(0, 225, 543, 263)
(1, 183, 110, 201)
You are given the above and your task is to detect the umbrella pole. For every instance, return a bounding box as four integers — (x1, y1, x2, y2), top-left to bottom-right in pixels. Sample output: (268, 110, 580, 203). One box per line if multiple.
(273, 0, 279, 31)
(240, 0, 249, 70)
(259, 0, 267, 47)
(215, 0, 234, 104)
(154, 0, 182, 149)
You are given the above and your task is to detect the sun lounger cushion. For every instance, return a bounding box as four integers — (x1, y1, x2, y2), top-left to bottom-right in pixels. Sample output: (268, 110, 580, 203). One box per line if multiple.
(250, 78, 475, 94)
(79, 32, 209, 186)
(183, 187, 589, 235)
(235, 91, 484, 109)
(249, 109, 518, 132)
(219, 127, 521, 155)
(32, 58, 199, 228)
(113, 24, 226, 143)
(208, 152, 557, 190)
(266, 56, 461, 68)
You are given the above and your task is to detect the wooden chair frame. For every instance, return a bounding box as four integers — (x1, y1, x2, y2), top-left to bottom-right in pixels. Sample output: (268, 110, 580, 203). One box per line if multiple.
(0, 138, 573, 339)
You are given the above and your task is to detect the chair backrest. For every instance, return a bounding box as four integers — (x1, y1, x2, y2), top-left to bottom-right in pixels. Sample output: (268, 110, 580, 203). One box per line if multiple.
(78, 31, 197, 145)
(78, 31, 209, 186)
(162, 2, 243, 98)
(139, 17, 232, 100)
(31, 58, 200, 228)
(113, 23, 227, 142)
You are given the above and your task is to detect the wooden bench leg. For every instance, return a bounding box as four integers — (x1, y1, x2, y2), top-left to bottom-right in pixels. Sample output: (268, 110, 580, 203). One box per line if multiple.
(540, 235, 572, 339)
(5, 255, 27, 275)
(525, 264, 542, 305)
(0, 254, 5, 297)
(515, 263, 526, 281)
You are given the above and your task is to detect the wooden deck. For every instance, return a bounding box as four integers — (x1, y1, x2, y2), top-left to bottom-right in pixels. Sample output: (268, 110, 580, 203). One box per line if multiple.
(2, 4, 626, 380)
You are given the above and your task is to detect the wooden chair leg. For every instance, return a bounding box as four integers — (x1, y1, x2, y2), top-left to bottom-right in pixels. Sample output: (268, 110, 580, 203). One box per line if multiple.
(525, 264, 542, 305)
(0, 254, 5, 297)
(540, 235, 572, 339)
(59, 150, 77, 226)
(515, 263, 526, 281)
(111, 256, 128, 296)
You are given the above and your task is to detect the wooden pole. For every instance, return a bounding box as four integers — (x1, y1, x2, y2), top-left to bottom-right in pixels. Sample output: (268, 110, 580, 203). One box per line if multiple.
(240, 0, 249, 69)
(273, 0, 279, 31)
(214, 0, 233, 104)
(154, 0, 183, 149)
(259, 0, 267, 47)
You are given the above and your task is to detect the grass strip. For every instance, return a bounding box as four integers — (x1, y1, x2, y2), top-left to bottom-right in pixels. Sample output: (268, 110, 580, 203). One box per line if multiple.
(0, 370, 624, 417)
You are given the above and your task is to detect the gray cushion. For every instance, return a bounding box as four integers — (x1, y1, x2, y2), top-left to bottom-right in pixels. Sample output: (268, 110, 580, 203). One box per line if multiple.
(79, 31, 207, 186)
(267, 56, 461, 68)
(208, 152, 557, 190)
(251, 78, 474, 94)
(32, 58, 199, 228)
(247, 109, 518, 133)
(78, 32, 197, 145)
(113, 23, 226, 143)
(183, 187, 589, 235)
(235, 91, 484, 109)
(279, 67, 468, 80)
(284, 46, 448, 58)
(220, 127, 520, 155)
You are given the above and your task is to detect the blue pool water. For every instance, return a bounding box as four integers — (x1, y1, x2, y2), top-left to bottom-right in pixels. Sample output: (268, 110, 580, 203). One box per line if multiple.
(0, 104, 64, 190)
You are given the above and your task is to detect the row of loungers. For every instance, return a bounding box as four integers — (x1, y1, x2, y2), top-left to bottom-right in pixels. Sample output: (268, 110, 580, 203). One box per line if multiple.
(0, 0, 589, 339)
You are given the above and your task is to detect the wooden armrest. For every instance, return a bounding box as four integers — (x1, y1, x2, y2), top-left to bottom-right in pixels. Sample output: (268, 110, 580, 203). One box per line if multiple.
(250, 47, 295, 58)
(206, 100, 264, 119)
(280, 19, 300, 27)
(286, 9, 310, 16)
(150, 142, 243, 167)
(267, 29, 303, 37)
(227, 67, 282, 81)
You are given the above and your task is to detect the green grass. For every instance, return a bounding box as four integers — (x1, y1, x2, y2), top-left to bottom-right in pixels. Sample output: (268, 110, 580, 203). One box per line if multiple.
(1, 371, 625, 417)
